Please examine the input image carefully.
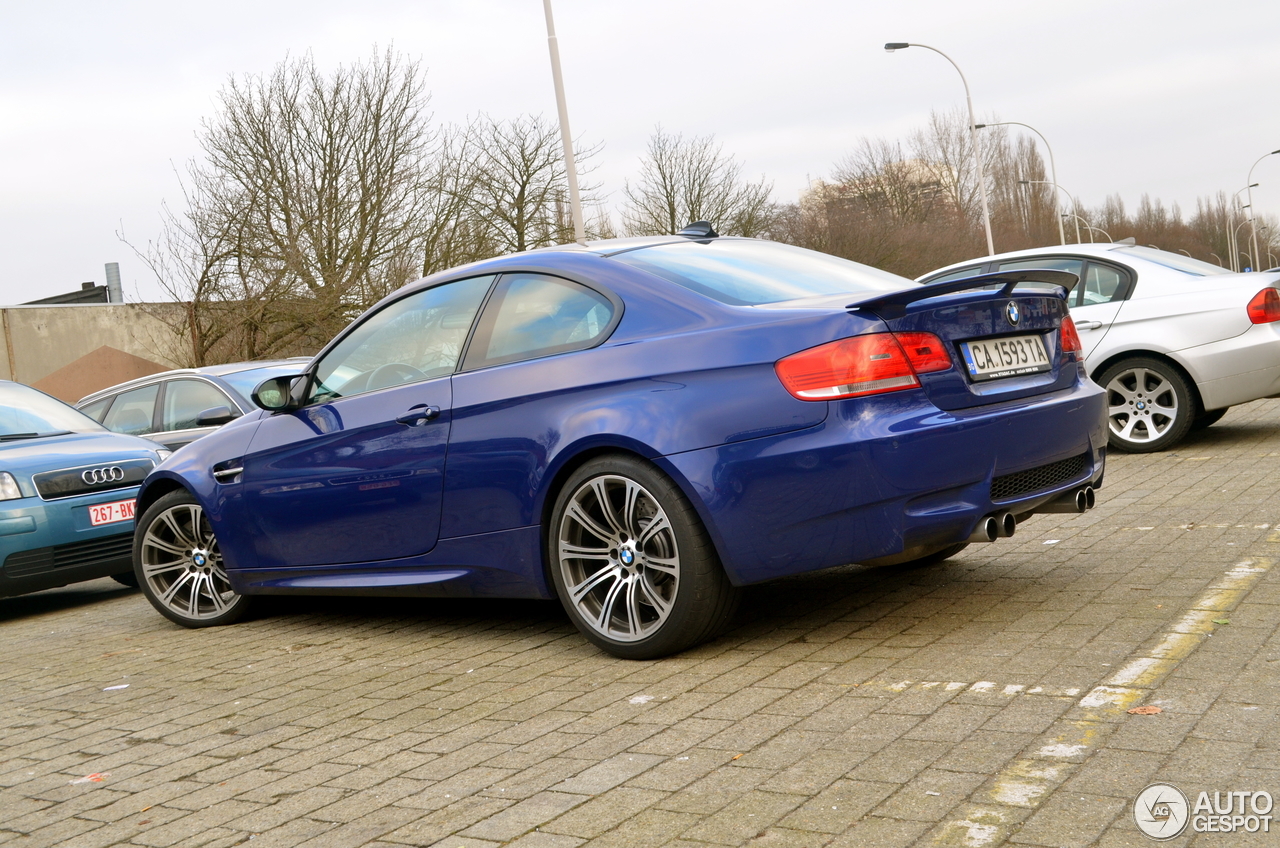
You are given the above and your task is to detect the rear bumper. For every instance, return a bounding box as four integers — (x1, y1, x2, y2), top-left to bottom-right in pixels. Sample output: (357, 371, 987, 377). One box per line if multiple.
(662, 379, 1107, 585)
(1179, 321, 1280, 410)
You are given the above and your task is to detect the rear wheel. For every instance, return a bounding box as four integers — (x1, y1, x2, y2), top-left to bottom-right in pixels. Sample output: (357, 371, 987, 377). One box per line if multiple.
(549, 456, 738, 659)
(1191, 407, 1229, 431)
(133, 490, 251, 628)
(1097, 357, 1194, 452)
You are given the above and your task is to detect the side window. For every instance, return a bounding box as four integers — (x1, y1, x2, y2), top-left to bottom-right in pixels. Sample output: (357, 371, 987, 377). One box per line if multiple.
(163, 380, 237, 431)
(101, 384, 159, 436)
(311, 275, 494, 402)
(463, 274, 616, 370)
(1081, 263, 1128, 305)
(78, 397, 112, 423)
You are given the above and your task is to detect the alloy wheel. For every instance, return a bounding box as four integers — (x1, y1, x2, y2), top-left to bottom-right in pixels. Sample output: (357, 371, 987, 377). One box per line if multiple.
(139, 503, 236, 621)
(1105, 366, 1180, 445)
(556, 474, 680, 643)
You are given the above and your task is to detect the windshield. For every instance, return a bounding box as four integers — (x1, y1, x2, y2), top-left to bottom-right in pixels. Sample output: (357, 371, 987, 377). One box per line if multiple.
(0, 382, 107, 437)
(219, 363, 310, 402)
(1117, 246, 1232, 277)
(612, 239, 912, 305)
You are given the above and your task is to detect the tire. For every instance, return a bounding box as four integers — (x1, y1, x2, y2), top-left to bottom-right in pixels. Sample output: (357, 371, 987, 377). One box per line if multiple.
(133, 489, 252, 628)
(1097, 357, 1195, 453)
(548, 455, 739, 660)
(1191, 407, 1229, 431)
(111, 571, 138, 588)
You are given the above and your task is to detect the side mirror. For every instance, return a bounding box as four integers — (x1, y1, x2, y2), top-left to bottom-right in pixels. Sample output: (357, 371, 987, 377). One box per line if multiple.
(251, 375, 307, 412)
(195, 406, 238, 427)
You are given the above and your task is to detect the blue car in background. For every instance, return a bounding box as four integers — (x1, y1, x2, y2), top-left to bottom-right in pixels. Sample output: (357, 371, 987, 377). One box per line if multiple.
(0, 382, 171, 598)
(133, 230, 1107, 658)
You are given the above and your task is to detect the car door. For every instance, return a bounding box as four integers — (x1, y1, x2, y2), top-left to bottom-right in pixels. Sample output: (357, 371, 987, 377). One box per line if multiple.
(1068, 261, 1131, 359)
(443, 273, 620, 538)
(237, 275, 494, 568)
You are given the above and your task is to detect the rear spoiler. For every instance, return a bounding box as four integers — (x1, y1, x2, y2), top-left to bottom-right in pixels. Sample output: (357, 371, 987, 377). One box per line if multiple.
(847, 270, 1079, 319)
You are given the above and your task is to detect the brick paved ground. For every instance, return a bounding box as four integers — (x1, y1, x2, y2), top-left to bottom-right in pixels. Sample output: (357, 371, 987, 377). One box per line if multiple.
(4, 401, 1280, 847)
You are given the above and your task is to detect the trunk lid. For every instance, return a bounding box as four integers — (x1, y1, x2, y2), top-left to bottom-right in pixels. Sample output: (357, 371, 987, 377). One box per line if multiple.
(848, 271, 1080, 412)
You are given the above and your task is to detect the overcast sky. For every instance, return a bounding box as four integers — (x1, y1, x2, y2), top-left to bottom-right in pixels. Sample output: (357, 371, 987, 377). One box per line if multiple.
(2, 0, 1278, 303)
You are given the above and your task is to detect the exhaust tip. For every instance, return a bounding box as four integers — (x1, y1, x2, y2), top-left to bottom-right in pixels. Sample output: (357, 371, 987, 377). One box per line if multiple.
(968, 516, 999, 543)
(996, 511, 1016, 538)
(1084, 486, 1096, 510)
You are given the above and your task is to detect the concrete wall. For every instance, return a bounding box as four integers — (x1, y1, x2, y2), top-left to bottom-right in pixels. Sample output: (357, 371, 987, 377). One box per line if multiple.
(0, 303, 187, 398)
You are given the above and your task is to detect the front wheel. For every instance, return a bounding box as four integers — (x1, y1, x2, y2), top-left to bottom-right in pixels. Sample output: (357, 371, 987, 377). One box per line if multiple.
(1097, 358, 1195, 453)
(133, 490, 251, 628)
(548, 456, 738, 660)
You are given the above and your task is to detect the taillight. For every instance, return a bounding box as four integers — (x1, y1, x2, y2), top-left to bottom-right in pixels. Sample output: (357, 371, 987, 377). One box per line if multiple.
(1247, 288, 1280, 324)
(775, 332, 951, 401)
(1060, 316, 1083, 354)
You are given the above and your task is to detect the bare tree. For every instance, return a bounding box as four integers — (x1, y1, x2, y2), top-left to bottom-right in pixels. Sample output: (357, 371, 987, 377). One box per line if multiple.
(128, 48, 441, 364)
(623, 128, 775, 237)
(465, 114, 605, 253)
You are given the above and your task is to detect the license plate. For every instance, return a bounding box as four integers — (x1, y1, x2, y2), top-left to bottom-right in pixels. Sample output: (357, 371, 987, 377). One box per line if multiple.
(960, 334, 1051, 381)
(89, 499, 135, 526)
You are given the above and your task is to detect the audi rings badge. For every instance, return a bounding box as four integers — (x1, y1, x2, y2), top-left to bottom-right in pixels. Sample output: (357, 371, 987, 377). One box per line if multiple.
(81, 466, 125, 485)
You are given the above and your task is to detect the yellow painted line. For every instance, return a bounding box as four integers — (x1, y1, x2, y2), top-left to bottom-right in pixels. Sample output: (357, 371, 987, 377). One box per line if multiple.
(930, 559, 1274, 847)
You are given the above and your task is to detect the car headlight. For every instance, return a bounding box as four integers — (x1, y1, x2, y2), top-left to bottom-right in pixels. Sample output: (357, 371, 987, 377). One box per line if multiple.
(0, 472, 23, 501)
(155, 449, 173, 462)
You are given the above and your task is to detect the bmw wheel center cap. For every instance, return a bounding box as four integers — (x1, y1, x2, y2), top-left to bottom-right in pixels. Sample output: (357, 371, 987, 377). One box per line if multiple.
(1006, 301, 1021, 326)
(193, 552, 207, 567)
(620, 548, 634, 565)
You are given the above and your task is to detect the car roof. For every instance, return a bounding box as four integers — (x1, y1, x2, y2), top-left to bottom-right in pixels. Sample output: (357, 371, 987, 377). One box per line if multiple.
(76, 357, 311, 406)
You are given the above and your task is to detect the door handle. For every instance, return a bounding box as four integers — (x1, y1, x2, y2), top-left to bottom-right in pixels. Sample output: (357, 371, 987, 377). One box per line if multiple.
(1075, 320, 1104, 330)
(396, 405, 441, 427)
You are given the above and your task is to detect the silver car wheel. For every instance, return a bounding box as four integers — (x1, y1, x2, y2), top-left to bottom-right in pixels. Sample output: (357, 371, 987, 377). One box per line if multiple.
(1105, 366, 1180, 444)
(139, 503, 236, 621)
(557, 474, 680, 643)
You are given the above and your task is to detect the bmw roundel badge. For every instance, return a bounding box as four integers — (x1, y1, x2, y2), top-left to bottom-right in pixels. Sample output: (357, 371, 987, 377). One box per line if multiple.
(1006, 301, 1021, 326)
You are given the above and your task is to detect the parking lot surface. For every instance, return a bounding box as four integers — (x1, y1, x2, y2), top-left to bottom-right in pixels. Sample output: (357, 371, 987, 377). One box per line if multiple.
(4, 402, 1280, 848)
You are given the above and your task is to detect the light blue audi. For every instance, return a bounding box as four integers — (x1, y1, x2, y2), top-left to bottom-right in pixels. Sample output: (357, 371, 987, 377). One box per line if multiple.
(0, 381, 171, 598)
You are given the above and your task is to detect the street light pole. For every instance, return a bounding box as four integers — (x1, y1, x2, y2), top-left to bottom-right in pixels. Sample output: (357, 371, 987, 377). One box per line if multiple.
(977, 121, 1064, 245)
(1228, 217, 1249, 270)
(1063, 212, 1091, 243)
(1019, 179, 1081, 244)
(1246, 150, 1279, 272)
(886, 42, 994, 255)
(542, 0, 586, 244)
(1230, 186, 1256, 272)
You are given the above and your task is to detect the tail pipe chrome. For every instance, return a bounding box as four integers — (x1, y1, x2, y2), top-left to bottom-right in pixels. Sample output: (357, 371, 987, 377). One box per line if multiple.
(1038, 486, 1096, 514)
(968, 510, 1017, 543)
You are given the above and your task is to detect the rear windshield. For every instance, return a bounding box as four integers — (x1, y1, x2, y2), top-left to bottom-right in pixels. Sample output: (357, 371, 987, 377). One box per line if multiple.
(1116, 246, 1232, 276)
(613, 239, 912, 305)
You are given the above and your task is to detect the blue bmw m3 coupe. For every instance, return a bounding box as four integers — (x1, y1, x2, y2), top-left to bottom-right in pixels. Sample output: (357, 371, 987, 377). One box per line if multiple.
(132, 231, 1106, 658)
(0, 382, 171, 598)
